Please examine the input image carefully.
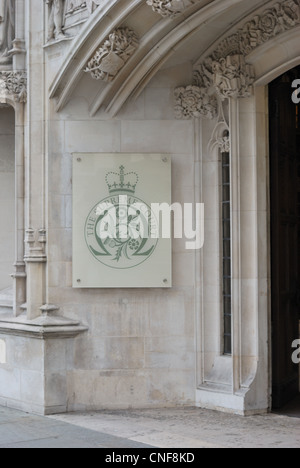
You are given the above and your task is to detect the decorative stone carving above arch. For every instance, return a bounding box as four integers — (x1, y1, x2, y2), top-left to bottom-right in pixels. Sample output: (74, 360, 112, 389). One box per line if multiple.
(193, 0, 300, 81)
(175, 55, 255, 120)
(146, 0, 199, 18)
(194, 55, 255, 100)
(49, 0, 300, 117)
(84, 28, 139, 83)
(175, 0, 300, 120)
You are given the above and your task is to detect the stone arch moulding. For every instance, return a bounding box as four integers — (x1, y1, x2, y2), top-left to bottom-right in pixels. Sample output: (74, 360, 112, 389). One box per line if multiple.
(175, 0, 300, 120)
(49, 0, 300, 117)
(49, 0, 249, 116)
(0, 70, 27, 317)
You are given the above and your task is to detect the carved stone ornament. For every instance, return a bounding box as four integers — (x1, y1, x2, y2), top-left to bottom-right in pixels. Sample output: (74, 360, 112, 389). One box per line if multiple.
(216, 136, 230, 153)
(46, 0, 65, 42)
(194, 0, 300, 88)
(212, 55, 255, 99)
(147, 0, 198, 18)
(0, 71, 27, 103)
(84, 28, 139, 82)
(174, 85, 218, 120)
(176, 0, 300, 119)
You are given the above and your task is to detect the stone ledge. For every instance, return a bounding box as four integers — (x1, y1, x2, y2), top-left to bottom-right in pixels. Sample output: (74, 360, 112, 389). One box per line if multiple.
(43, 36, 74, 50)
(0, 314, 88, 340)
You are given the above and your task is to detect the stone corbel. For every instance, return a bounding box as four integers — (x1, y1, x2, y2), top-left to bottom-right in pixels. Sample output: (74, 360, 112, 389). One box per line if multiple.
(0, 71, 27, 104)
(9, 39, 26, 57)
(175, 54, 256, 119)
(212, 55, 255, 100)
(174, 85, 218, 120)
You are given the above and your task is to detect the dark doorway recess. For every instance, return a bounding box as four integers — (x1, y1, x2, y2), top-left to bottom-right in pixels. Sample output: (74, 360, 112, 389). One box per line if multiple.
(269, 66, 300, 410)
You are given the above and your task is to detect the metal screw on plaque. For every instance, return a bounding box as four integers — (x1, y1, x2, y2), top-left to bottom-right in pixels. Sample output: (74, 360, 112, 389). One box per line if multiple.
(162, 157, 168, 163)
(163, 279, 168, 284)
(77, 279, 81, 284)
(77, 158, 82, 162)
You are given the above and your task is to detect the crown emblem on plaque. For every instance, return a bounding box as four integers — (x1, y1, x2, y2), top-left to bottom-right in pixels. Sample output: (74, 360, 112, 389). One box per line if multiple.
(105, 166, 139, 195)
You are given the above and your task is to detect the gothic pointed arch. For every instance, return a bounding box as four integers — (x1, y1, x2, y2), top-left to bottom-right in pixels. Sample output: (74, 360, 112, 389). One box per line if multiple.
(50, 0, 300, 117)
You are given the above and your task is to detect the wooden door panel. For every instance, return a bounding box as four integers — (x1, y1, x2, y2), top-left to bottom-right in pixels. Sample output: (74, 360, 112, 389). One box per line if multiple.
(270, 67, 300, 409)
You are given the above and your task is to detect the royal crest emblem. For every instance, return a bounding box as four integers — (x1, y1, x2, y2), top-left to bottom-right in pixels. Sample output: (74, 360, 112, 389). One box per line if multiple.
(85, 166, 159, 269)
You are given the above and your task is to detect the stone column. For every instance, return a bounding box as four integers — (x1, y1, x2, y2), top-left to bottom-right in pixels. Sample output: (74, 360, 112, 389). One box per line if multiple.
(24, 0, 46, 320)
(0, 71, 27, 317)
(211, 54, 256, 394)
(12, 100, 26, 317)
(175, 54, 269, 413)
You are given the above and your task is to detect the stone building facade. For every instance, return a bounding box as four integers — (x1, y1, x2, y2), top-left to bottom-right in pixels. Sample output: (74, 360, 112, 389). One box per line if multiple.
(0, 0, 299, 415)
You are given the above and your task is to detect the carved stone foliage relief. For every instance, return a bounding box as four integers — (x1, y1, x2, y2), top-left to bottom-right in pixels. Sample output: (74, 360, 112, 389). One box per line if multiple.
(0, 71, 27, 103)
(84, 28, 139, 82)
(174, 85, 217, 120)
(175, 0, 300, 119)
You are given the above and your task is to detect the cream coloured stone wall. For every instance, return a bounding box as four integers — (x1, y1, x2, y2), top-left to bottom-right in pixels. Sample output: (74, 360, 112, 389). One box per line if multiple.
(0, 108, 15, 291)
(46, 61, 197, 410)
(1, 0, 299, 416)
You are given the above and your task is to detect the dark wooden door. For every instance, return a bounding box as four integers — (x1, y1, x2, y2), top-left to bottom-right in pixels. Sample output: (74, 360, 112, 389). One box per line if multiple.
(270, 67, 300, 409)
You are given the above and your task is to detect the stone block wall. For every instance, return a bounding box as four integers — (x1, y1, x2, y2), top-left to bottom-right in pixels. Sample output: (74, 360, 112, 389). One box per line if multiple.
(46, 62, 197, 410)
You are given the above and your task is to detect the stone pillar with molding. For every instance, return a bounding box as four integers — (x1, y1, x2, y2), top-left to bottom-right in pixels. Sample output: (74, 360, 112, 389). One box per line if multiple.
(0, 1, 88, 415)
(174, 53, 269, 414)
(12, 98, 26, 317)
(0, 71, 27, 317)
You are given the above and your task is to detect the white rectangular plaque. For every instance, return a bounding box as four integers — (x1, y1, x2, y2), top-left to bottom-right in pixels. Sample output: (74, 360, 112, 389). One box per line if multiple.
(73, 153, 172, 288)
